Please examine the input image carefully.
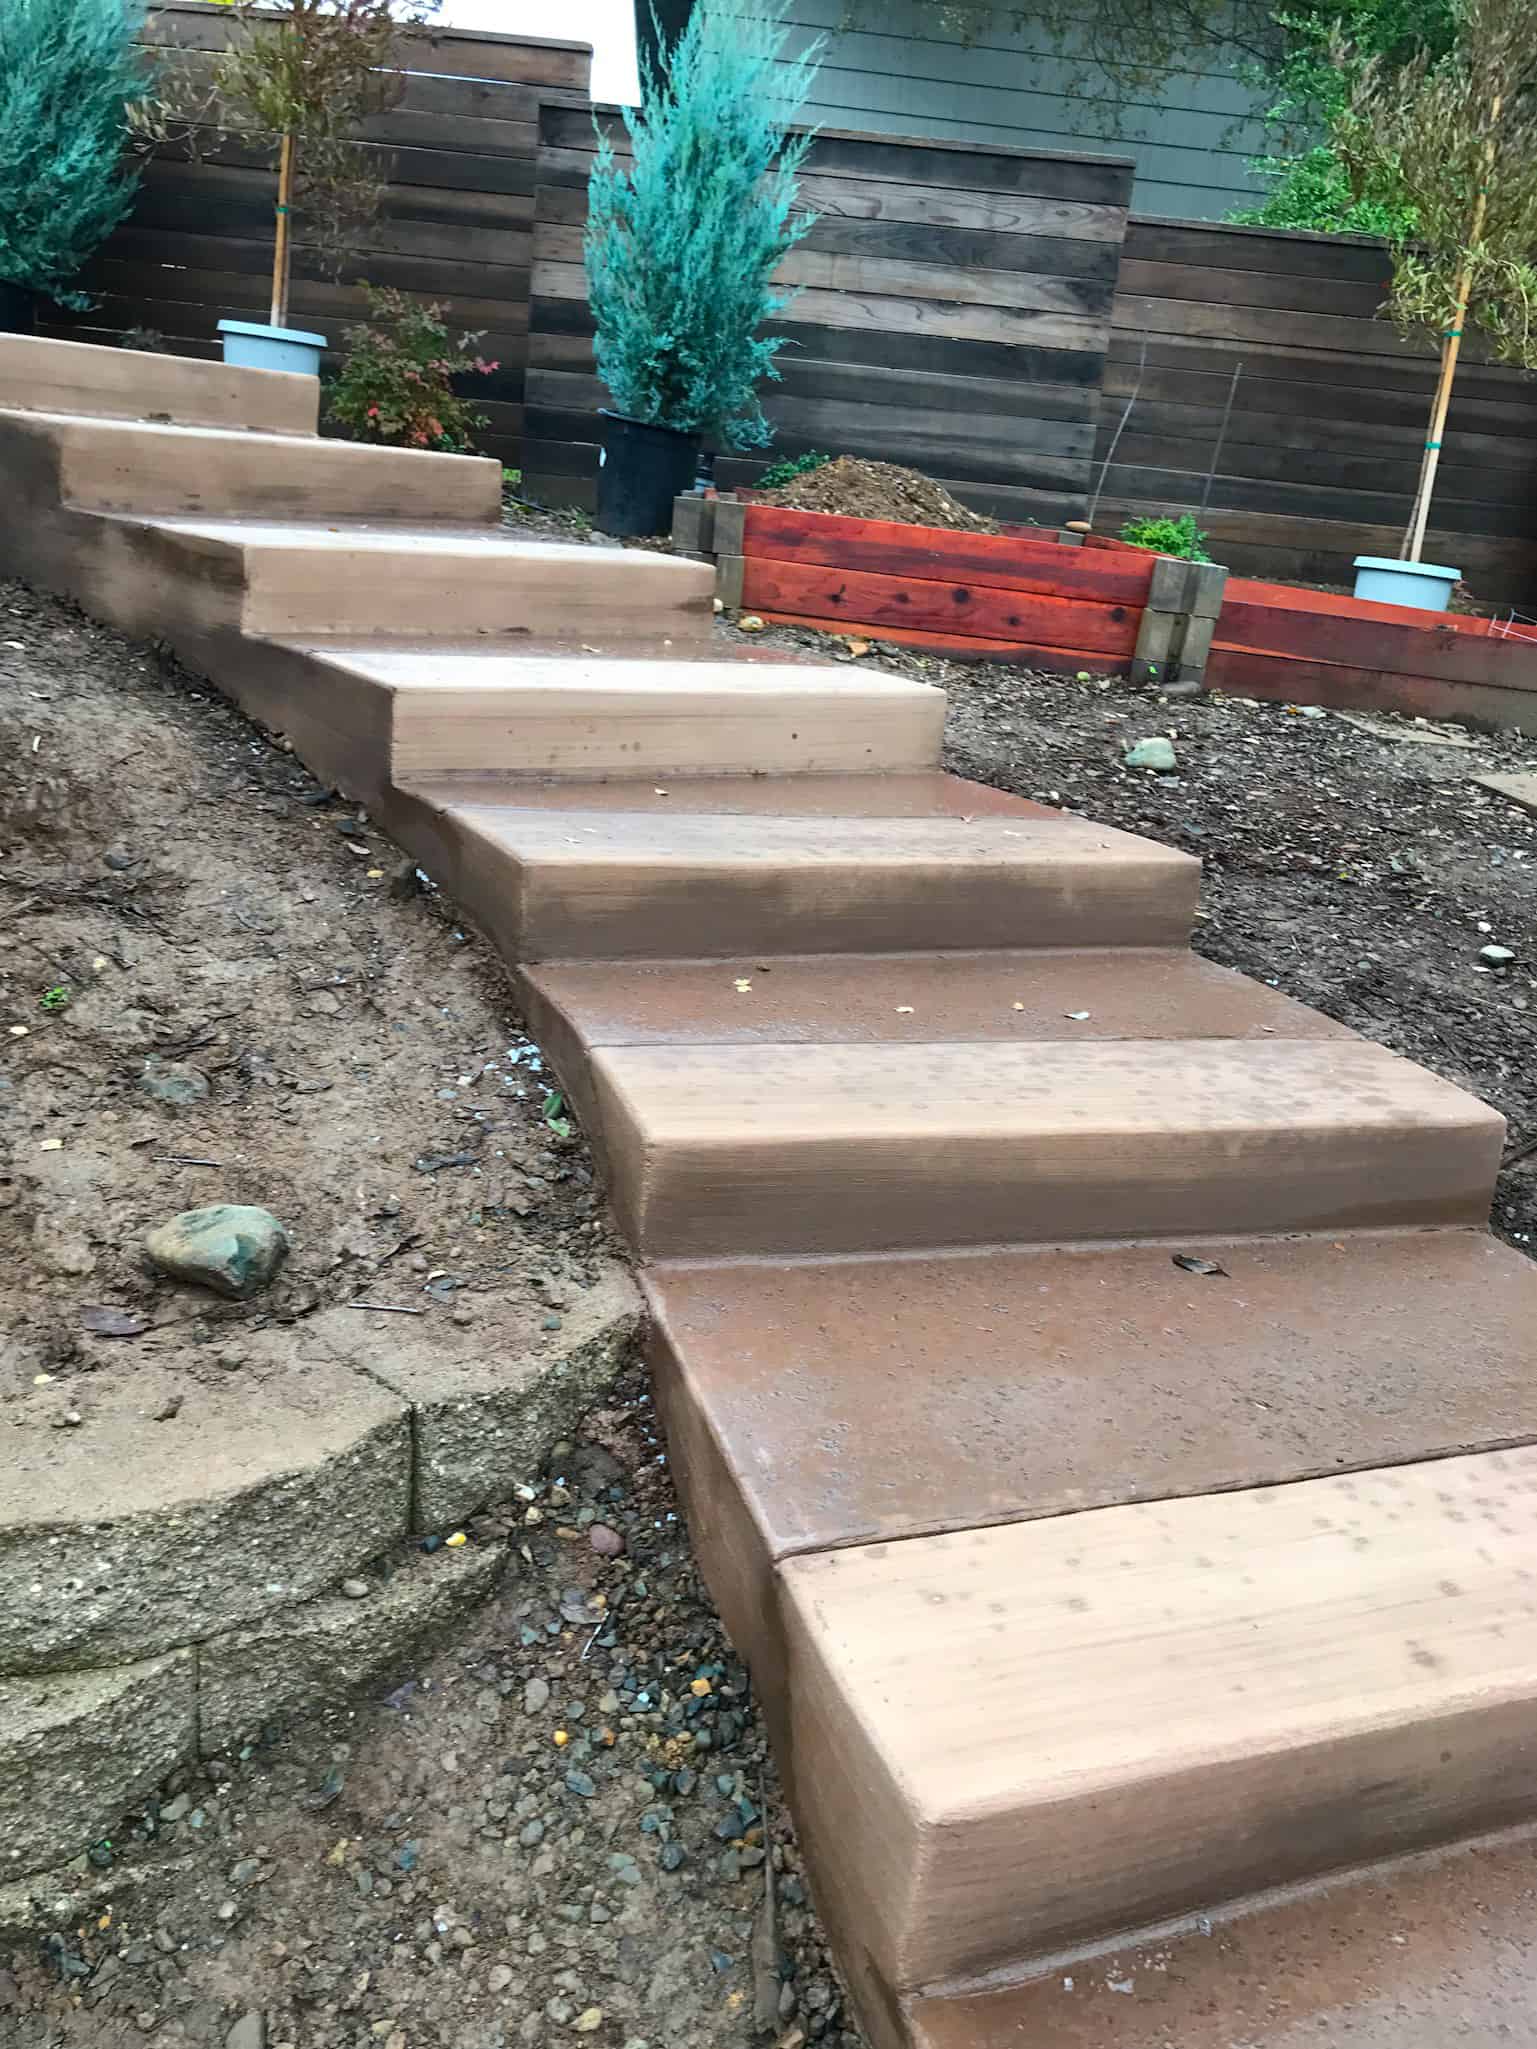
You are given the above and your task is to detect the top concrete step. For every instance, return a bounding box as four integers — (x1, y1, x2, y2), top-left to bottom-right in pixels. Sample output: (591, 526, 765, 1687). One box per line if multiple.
(0, 332, 318, 435)
(904, 1819, 1537, 2049)
(0, 408, 500, 525)
(108, 517, 718, 643)
(782, 1444, 1537, 2003)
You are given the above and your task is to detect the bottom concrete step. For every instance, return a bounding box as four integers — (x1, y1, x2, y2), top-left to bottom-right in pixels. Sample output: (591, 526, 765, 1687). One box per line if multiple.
(781, 1444, 1537, 2002)
(905, 1820, 1537, 2048)
(647, 1231, 1537, 1686)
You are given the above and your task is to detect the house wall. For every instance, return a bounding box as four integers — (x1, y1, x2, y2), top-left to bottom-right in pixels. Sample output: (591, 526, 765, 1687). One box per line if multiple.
(747, 0, 1276, 222)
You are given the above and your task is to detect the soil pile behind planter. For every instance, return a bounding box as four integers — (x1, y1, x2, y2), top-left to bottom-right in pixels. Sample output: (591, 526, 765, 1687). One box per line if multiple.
(756, 456, 999, 533)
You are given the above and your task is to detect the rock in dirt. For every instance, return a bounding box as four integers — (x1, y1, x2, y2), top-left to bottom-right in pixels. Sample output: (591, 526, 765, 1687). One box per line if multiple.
(145, 1205, 290, 1298)
(140, 1055, 211, 1107)
(589, 1523, 624, 1557)
(225, 2016, 266, 2049)
(1124, 736, 1178, 772)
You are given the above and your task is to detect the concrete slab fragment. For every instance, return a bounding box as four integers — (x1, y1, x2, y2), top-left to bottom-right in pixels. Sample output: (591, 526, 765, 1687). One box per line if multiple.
(1476, 770, 1537, 813)
(199, 1541, 505, 1754)
(0, 1332, 411, 1675)
(0, 1651, 194, 1877)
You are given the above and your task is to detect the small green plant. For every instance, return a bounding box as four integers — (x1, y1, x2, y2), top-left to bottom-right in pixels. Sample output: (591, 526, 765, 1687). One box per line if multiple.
(501, 465, 524, 495)
(584, 0, 825, 447)
(757, 448, 834, 489)
(325, 285, 496, 451)
(1120, 512, 1214, 562)
(542, 1089, 573, 1140)
(39, 986, 71, 1013)
(0, 0, 147, 309)
(119, 323, 169, 353)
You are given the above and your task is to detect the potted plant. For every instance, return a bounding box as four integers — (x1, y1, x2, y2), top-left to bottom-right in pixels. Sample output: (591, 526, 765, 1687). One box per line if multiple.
(0, 0, 147, 335)
(208, 0, 434, 377)
(1336, 0, 1537, 609)
(583, 0, 824, 535)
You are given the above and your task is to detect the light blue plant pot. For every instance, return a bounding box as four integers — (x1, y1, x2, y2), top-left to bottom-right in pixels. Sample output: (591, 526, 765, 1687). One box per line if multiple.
(1352, 555, 1460, 611)
(217, 318, 326, 377)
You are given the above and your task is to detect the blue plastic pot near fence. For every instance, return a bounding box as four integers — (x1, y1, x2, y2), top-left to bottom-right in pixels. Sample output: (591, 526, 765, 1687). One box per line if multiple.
(218, 318, 326, 377)
(1352, 555, 1460, 611)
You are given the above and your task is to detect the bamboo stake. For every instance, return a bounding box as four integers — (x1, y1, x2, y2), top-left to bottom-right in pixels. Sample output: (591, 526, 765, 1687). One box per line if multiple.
(270, 129, 295, 330)
(1403, 93, 1501, 562)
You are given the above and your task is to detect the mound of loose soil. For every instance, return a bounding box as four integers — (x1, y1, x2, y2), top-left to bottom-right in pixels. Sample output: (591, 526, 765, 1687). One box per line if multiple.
(755, 455, 999, 533)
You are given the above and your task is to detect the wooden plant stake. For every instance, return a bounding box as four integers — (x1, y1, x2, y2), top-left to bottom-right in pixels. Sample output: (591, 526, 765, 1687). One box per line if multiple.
(1403, 94, 1501, 563)
(270, 129, 295, 329)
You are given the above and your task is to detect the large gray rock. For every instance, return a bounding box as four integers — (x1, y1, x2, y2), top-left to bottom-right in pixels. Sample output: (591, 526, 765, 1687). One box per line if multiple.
(199, 1541, 505, 1753)
(0, 1651, 194, 1878)
(144, 1205, 289, 1298)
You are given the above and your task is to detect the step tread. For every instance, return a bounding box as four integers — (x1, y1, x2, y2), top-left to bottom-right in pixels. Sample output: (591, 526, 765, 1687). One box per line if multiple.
(905, 1822, 1537, 2048)
(402, 770, 1052, 817)
(143, 516, 703, 566)
(648, 1232, 1537, 1669)
(783, 1443, 1537, 1986)
(303, 647, 942, 698)
(525, 948, 1351, 1049)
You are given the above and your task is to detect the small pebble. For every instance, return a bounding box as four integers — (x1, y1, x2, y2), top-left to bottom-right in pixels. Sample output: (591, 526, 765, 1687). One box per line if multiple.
(588, 1524, 624, 1558)
(340, 1578, 370, 1600)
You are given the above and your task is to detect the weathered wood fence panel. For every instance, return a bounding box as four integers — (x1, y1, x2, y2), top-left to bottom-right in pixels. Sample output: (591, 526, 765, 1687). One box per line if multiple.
(523, 103, 1134, 524)
(46, 2, 592, 475)
(1101, 217, 1537, 604)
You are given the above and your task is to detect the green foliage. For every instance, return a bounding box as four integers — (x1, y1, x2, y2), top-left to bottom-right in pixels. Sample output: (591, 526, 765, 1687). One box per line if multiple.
(1120, 512, 1213, 561)
(0, 0, 146, 307)
(39, 986, 71, 1013)
(325, 286, 495, 451)
(1229, 143, 1420, 232)
(1337, 0, 1537, 367)
(756, 448, 833, 487)
(584, 0, 823, 449)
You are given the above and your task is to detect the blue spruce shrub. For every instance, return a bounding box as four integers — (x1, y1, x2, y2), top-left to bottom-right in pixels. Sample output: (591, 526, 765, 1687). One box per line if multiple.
(0, 0, 147, 309)
(584, 0, 823, 449)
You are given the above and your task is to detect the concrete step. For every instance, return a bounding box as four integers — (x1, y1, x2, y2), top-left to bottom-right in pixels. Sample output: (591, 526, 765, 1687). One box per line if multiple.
(645, 1231, 1537, 1689)
(903, 1820, 1537, 2049)
(591, 1036, 1503, 1257)
(290, 642, 945, 781)
(0, 408, 501, 523)
(0, 331, 319, 434)
(391, 794, 1200, 963)
(781, 1444, 1537, 2008)
(521, 947, 1350, 1131)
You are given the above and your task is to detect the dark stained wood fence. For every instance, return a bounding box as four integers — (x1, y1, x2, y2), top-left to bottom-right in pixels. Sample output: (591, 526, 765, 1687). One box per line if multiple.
(1101, 217, 1537, 605)
(524, 103, 1134, 524)
(47, 2, 592, 475)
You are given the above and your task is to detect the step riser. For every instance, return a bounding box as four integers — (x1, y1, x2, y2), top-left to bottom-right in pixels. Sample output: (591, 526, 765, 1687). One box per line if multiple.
(389, 688, 946, 782)
(598, 1094, 1499, 1258)
(24, 419, 503, 525)
(0, 333, 318, 433)
(238, 561, 717, 641)
(782, 1444, 1537, 1994)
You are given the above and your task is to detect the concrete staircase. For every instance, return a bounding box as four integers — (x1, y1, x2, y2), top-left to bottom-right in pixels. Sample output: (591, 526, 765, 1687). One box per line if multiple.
(7, 334, 1537, 2041)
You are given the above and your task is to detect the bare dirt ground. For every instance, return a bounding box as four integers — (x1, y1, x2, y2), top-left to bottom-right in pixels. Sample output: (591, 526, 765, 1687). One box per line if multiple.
(0, 584, 856, 2049)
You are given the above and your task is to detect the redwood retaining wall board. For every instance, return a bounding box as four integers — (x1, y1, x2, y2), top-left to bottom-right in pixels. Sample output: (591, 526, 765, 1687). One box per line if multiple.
(524, 104, 1132, 524)
(45, 3, 593, 477)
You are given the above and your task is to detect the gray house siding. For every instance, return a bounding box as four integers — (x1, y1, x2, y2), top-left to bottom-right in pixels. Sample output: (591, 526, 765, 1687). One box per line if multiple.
(749, 0, 1276, 221)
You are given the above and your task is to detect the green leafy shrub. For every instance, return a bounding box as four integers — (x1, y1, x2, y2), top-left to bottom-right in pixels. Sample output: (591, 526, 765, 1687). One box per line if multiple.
(1229, 144, 1419, 234)
(584, 0, 824, 449)
(757, 448, 834, 488)
(0, 0, 147, 308)
(1120, 512, 1214, 561)
(325, 286, 496, 451)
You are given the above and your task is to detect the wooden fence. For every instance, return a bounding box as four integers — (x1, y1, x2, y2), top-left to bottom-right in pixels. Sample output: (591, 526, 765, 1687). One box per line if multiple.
(523, 103, 1134, 525)
(1101, 217, 1537, 604)
(47, 2, 592, 476)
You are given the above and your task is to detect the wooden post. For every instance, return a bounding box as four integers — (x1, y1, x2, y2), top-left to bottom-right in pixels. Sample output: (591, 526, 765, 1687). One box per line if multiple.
(270, 130, 295, 331)
(1403, 96, 1501, 563)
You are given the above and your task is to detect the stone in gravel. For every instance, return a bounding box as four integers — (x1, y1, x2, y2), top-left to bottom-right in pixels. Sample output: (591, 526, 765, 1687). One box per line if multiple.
(159, 1792, 192, 1823)
(102, 846, 135, 871)
(1124, 736, 1178, 772)
(1481, 944, 1516, 965)
(565, 1770, 597, 1798)
(145, 1205, 290, 1298)
(588, 1524, 624, 1558)
(524, 1676, 551, 1715)
(574, 2012, 603, 2034)
(140, 1057, 210, 1108)
(340, 1578, 370, 1600)
(488, 1964, 515, 1993)
(226, 2017, 266, 2049)
(659, 1842, 686, 1871)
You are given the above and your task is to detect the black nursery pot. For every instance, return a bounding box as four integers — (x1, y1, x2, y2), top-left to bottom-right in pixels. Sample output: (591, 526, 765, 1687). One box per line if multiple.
(0, 281, 37, 335)
(596, 410, 701, 537)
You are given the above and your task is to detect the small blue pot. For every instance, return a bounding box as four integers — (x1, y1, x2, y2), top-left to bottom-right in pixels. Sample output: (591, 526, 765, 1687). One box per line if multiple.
(1352, 555, 1460, 611)
(218, 318, 326, 377)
